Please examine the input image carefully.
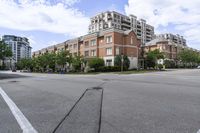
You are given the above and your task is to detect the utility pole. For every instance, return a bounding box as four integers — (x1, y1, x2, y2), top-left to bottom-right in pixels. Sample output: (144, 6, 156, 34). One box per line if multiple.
(121, 54, 124, 72)
(121, 35, 125, 72)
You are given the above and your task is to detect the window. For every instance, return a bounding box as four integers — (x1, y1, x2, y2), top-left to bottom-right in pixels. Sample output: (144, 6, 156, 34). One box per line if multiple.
(131, 37, 133, 45)
(58, 48, 64, 52)
(106, 59, 112, 66)
(85, 51, 89, 56)
(160, 46, 162, 51)
(73, 44, 77, 49)
(85, 41, 89, 47)
(162, 45, 166, 50)
(91, 50, 96, 56)
(90, 39, 96, 46)
(106, 48, 112, 55)
(69, 45, 72, 49)
(106, 36, 112, 43)
(116, 47, 120, 55)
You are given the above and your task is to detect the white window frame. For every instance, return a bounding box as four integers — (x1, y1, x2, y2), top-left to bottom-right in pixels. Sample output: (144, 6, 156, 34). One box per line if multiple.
(85, 41, 89, 47)
(106, 59, 112, 66)
(106, 48, 112, 55)
(116, 47, 120, 55)
(85, 51, 89, 56)
(91, 50, 96, 56)
(131, 37, 133, 45)
(106, 36, 113, 43)
(73, 44, 77, 49)
(90, 39, 96, 46)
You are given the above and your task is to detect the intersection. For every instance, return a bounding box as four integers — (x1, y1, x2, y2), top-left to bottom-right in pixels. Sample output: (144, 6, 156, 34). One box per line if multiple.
(0, 69, 200, 133)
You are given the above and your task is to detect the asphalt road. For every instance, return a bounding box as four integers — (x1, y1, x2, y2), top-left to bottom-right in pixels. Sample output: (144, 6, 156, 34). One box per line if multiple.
(0, 69, 200, 133)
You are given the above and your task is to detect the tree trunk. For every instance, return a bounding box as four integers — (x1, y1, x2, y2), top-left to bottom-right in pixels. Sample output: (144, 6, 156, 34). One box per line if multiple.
(2, 58, 5, 70)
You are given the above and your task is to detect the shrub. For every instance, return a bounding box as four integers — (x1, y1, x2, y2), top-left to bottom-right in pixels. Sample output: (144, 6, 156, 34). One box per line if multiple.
(145, 49, 164, 68)
(114, 55, 130, 69)
(164, 60, 176, 68)
(157, 64, 163, 70)
(96, 66, 121, 72)
(88, 58, 104, 71)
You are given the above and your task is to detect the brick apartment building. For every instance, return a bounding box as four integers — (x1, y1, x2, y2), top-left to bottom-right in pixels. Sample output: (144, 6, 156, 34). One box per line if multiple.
(144, 34, 200, 61)
(33, 28, 141, 69)
(144, 38, 184, 61)
(33, 11, 199, 69)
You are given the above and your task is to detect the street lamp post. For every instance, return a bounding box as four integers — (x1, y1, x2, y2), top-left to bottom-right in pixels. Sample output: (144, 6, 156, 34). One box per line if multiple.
(121, 54, 124, 72)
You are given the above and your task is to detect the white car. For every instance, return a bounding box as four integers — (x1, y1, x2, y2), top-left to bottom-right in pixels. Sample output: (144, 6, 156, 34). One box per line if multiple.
(197, 66, 200, 69)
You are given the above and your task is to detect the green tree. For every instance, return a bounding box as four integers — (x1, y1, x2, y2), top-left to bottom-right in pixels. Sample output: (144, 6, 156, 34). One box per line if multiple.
(43, 53, 56, 72)
(114, 55, 130, 69)
(37, 55, 47, 72)
(198, 55, 200, 64)
(178, 49, 199, 67)
(0, 41, 12, 69)
(56, 50, 72, 72)
(145, 49, 164, 68)
(164, 59, 176, 68)
(72, 53, 83, 72)
(31, 57, 38, 72)
(88, 58, 104, 71)
(16, 58, 33, 71)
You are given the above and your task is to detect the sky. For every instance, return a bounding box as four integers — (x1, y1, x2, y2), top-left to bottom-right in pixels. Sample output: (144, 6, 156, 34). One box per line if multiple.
(0, 0, 199, 51)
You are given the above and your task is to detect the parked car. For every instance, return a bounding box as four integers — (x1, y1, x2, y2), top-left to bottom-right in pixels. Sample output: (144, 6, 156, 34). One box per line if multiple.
(197, 66, 200, 69)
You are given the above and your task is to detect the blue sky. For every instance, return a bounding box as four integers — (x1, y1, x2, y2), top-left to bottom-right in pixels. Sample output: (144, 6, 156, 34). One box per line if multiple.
(0, 0, 199, 51)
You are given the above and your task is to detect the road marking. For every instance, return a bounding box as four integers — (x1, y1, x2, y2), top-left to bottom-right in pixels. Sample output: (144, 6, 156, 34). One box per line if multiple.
(0, 87, 38, 133)
(197, 129, 200, 133)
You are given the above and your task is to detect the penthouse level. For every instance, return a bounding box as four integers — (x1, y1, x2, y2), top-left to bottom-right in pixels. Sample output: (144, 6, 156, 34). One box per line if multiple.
(88, 11, 154, 46)
(33, 28, 141, 69)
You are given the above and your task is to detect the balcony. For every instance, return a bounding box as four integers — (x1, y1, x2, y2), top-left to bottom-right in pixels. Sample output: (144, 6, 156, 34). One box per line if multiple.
(121, 19, 131, 25)
(137, 25, 142, 28)
(121, 23, 131, 28)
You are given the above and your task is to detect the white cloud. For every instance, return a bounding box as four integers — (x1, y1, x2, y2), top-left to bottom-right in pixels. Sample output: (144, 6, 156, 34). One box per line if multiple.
(27, 35, 36, 45)
(125, 0, 200, 49)
(107, 4, 124, 14)
(0, 0, 89, 37)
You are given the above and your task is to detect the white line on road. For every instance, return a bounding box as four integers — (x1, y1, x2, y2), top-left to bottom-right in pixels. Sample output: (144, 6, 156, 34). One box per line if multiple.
(197, 129, 200, 133)
(0, 87, 38, 133)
